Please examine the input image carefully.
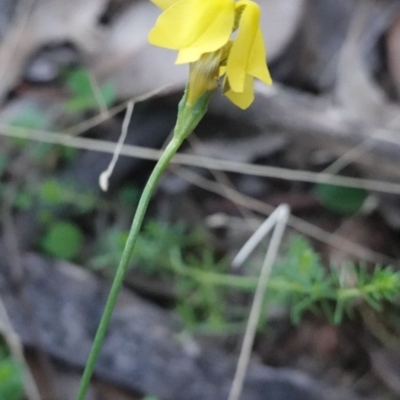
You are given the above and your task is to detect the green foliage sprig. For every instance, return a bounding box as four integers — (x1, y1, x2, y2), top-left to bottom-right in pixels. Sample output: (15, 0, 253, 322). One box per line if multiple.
(92, 222, 400, 330)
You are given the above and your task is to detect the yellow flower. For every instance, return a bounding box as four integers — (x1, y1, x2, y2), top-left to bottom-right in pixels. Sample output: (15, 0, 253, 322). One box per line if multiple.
(148, 0, 272, 109)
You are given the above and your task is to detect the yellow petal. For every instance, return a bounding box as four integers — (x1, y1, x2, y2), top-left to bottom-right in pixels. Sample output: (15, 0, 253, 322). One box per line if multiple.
(149, 0, 235, 63)
(247, 28, 272, 85)
(226, 1, 260, 92)
(150, 0, 180, 10)
(176, 48, 203, 64)
(225, 75, 254, 109)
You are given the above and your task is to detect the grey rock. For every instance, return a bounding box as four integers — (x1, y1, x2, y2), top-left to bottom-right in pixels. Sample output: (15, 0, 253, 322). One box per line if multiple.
(0, 0, 16, 37)
(272, 0, 354, 91)
(0, 0, 107, 102)
(1, 254, 364, 400)
(24, 45, 79, 83)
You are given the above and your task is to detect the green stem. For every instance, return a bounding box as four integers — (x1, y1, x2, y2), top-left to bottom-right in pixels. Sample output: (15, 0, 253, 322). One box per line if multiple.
(76, 135, 184, 400)
(76, 86, 214, 399)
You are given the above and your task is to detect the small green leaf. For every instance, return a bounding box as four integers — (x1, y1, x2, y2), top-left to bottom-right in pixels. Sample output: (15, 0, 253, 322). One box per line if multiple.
(315, 183, 368, 215)
(64, 96, 97, 113)
(333, 300, 345, 324)
(118, 185, 141, 207)
(9, 107, 48, 130)
(42, 222, 84, 260)
(64, 68, 115, 112)
(39, 180, 97, 212)
(8, 107, 48, 148)
(0, 358, 24, 400)
(40, 180, 63, 204)
(14, 190, 34, 210)
(65, 68, 93, 97)
(99, 81, 115, 107)
(60, 146, 79, 162)
(89, 229, 129, 271)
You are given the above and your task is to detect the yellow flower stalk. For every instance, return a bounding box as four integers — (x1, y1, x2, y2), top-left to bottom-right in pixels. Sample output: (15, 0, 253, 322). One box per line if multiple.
(76, 2, 273, 399)
(149, 0, 272, 109)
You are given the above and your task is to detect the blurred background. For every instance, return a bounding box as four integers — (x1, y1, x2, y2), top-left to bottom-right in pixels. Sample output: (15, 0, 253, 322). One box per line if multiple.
(2, 0, 400, 399)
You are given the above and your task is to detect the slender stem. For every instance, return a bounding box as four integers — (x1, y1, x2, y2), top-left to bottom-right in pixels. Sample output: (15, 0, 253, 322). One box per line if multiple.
(76, 135, 184, 400)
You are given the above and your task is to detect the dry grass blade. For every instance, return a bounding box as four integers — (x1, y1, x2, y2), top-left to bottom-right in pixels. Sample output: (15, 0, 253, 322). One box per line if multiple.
(173, 167, 396, 266)
(188, 133, 255, 221)
(0, 0, 35, 85)
(88, 72, 111, 118)
(64, 84, 176, 137)
(1, 124, 400, 195)
(228, 205, 289, 400)
(0, 298, 42, 400)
